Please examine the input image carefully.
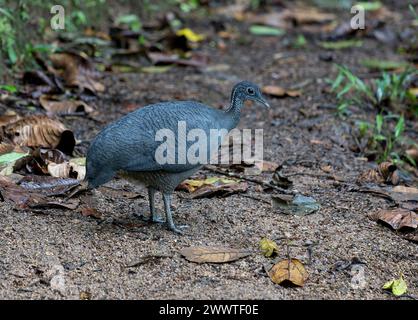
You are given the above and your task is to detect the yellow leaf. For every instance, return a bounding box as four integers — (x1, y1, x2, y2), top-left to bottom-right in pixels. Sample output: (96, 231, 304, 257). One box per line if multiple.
(382, 279, 394, 290)
(392, 276, 407, 296)
(269, 258, 308, 287)
(259, 238, 279, 257)
(382, 275, 407, 296)
(176, 28, 205, 42)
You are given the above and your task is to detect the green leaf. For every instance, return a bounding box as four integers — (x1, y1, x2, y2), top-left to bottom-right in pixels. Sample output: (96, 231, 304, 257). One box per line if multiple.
(374, 134, 387, 141)
(319, 40, 363, 50)
(360, 59, 408, 71)
(394, 116, 404, 139)
(249, 25, 285, 36)
(0, 152, 27, 165)
(0, 85, 17, 93)
(383, 275, 407, 297)
(382, 279, 394, 290)
(376, 114, 383, 133)
(354, 1, 382, 11)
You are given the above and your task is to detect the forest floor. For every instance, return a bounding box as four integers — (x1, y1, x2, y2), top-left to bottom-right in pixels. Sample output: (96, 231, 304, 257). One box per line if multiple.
(0, 1, 417, 299)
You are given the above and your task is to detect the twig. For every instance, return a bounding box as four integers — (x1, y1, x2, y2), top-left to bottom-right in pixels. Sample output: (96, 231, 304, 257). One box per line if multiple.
(240, 194, 271, 204)
(204, 165, 295, 195)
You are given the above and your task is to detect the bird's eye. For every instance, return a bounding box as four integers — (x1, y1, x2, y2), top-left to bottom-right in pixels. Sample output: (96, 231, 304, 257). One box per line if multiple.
(247, 87, 255, 95)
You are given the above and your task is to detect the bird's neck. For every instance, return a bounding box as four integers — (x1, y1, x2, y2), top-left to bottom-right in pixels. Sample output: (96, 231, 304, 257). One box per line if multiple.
(225, 89, 243, 129)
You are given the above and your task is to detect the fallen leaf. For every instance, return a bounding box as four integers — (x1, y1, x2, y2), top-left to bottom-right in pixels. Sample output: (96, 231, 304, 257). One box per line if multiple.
(50, 51, 105, 94)
(357, 162, 399, 185)
(268, 258, 308, 287)
(4, 115, 75, 154)
(79, 291, 91, 300)
(0, 151, 28, 166)
(176, 28, 205, 42)
(18, 175, 80, 196)
(259, 238, 279, 257)
(360, 59, 409, 71)
(372, 208, 417, 230)
(40, 95, 94, 115)
(271, 168, 293, 189)
(282, 7, 336, 25)
(262, 85, 301, 98)
(47, 159, 86, 180)
(176, 176, 248, 198)
(180, 246, 251, 263)
(319, 40, 363, 50)
(272, 194, 321, 215)
(383, 275, 407, 296)
(0, 113, 20, 127)
(249, 25, 285, 36)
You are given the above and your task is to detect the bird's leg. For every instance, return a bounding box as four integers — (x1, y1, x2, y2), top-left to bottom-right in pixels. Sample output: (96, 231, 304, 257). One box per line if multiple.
(148, 187, 165, 223)
(135, 187, 164, 223)
(162, 193, 188, 234)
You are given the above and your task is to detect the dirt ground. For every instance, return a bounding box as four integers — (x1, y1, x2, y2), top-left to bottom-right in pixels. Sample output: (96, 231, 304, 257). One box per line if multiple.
(0, 1, 417, 299)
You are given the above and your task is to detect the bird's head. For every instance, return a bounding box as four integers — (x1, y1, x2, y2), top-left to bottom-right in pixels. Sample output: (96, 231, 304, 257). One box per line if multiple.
(232, 81, 270, 108)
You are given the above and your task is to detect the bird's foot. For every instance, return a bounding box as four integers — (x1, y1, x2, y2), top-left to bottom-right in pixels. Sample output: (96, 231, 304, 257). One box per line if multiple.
(167, 224, 189, 234)
(152, 216, 166, 224)
(134, 213, 165, 224)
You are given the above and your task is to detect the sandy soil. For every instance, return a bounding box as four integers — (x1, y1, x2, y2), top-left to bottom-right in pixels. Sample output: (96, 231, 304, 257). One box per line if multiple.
(0, 1, 417, 300)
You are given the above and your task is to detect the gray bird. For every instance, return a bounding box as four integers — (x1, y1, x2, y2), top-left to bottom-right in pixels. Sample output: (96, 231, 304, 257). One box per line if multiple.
(86, 81, 269, 233)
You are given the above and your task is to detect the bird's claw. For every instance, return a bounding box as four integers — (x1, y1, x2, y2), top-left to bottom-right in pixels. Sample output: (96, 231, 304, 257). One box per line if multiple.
(134, 213, 165, 224)
(168, 224, 189, 234)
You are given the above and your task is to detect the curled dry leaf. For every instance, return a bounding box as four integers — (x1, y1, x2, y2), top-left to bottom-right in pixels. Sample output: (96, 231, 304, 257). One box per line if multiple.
(371, 208, 417, 231)
(262, 85, 301, 98)
(0, 113, 20, 127)
(18, 175, 80, 196)
(259, 238, 279, 257)
(50, 52, 105, 94)
(47, 159, 86, 180)
(268, 258, 308, 287)
(180, 246, 251, 263)
(0, 173, 80, 209)
(40, 95, 94, 115)
(357, 162, 399, 185)
(4, 115, 75, 154)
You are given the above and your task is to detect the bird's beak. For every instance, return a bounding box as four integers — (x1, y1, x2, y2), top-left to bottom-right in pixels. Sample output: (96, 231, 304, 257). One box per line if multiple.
(256, 96, 270, 108)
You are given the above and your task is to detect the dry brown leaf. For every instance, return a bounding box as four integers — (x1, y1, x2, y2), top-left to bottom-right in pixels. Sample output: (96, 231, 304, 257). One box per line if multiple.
(357, 162, 399, 185)
(176, 176, 248, 198)
(268, 258, 308, 287)
(4, 115, 75, 154)
(406, 147, 418, 162)
(262, 85, 301, 98)
(0, 143, 15, 156)
(40, 95, 94, 115)
(50, 52, 105, 93)
(0, 113, 20, 127)
(47, 160, 86, 180)
(372, 208, 417, 230)
(180, 246, 251, 263)
(282, 7, 336, 25)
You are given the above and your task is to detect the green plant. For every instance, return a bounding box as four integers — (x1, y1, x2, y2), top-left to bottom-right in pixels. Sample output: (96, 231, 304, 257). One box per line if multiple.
(331, 65, 417, 115)
(115, 14, 142, 32)
(355, 113, 406, 163)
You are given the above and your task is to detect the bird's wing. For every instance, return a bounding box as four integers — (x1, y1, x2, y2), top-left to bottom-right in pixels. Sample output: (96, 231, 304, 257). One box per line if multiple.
(119, 103, 227, 173)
